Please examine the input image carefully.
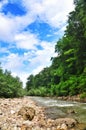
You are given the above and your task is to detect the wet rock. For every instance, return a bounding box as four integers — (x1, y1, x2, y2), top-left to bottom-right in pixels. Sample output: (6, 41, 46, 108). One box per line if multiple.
(67, 109, 76, 114)
(18, 106, 35, 121)
(55, 118, 77, 128)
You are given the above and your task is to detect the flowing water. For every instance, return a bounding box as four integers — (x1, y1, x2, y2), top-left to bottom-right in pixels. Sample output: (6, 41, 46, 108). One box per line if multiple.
(29, 96, 86, 129)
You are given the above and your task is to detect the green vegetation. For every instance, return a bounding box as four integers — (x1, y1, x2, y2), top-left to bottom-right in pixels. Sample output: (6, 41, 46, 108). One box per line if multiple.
(26, 0, 86, 98)
(80, 92, 86, 99)
(0, 64, 25, 98)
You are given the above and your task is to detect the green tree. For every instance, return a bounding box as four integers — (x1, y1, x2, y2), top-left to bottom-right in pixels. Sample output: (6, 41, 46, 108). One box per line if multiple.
(0, 66, 24, 98)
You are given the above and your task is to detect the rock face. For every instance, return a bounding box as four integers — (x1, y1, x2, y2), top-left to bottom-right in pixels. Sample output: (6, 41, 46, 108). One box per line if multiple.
(18, 106, 35, 120)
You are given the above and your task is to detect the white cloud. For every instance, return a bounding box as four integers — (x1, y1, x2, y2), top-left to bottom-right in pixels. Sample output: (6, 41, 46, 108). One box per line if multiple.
(0, 13, 15, 42)
(1, 40, 55, 86)
(0, 0, 74, 42)
(0, 0, 75, 87)
(22, 0, 74, 28)
(0, 12, 36, 42)
(14, 32, 39, 50)
(1, 53, 23, 71)
(28, 41, 56, 71)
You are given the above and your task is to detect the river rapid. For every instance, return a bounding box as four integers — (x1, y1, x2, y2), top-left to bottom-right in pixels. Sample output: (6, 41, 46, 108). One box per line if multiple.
(29, 96, 86, 129)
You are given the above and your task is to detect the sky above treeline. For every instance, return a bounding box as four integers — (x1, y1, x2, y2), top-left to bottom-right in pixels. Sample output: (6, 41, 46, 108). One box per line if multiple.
(0, 0, 74, 87)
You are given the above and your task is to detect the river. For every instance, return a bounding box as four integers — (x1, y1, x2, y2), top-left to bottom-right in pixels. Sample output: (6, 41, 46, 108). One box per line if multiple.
(29, 96, 86, 129)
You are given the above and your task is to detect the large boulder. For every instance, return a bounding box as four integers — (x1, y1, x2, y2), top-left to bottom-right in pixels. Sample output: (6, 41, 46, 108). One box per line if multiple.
(18, 106, 35, 120)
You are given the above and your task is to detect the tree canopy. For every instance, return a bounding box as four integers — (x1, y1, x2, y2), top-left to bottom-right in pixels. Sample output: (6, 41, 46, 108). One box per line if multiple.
(26, 0, 86, 98)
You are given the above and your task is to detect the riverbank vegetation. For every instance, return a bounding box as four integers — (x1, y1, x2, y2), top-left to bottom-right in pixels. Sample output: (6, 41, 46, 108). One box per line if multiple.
(0, 64, 25, 98)
(26, 0, 86, 98)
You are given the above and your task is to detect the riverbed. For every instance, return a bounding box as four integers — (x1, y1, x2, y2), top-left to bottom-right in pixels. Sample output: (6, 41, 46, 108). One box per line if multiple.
(29, 96, 86, 128)
(0, 96, 86, 130)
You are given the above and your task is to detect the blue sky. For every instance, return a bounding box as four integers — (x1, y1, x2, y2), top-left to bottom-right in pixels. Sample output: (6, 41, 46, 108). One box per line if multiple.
(0, 0, 74, 87)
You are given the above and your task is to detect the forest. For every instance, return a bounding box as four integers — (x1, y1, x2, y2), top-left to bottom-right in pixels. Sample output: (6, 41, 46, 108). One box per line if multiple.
(26, 0, 86, 98)
(0, 64, 25, 98)
(0, 0, 86, 98)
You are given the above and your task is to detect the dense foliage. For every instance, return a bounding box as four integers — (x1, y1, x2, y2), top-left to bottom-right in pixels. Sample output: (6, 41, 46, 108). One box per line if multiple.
(0, 65, 25, 98)
(26, 0, 86, 98)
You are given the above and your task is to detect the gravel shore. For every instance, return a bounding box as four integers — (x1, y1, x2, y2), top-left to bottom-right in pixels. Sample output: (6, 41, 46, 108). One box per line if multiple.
(0, 97, 83, 130)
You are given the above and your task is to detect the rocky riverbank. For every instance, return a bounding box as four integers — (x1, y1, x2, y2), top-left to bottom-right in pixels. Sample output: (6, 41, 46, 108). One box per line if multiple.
(57, 95, 86, 103)
(0, 97, 85, 130)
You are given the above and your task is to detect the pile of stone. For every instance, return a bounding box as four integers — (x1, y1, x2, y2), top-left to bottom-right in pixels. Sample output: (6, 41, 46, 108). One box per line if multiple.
(0, 97, 78, 130)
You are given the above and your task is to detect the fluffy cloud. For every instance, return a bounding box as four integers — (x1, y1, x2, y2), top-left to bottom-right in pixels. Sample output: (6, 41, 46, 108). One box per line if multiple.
(1, 53, 23, 71)
(1, 40, 55, 86)
(0, 0, 74, 42)
(29, 42, 55, 67)
(0, 0, 74, 86)
(0, 13, 36, 42)
(22, 0, 74, 27)
(14, 32, 39, 50)
(0, 13, 15, 42)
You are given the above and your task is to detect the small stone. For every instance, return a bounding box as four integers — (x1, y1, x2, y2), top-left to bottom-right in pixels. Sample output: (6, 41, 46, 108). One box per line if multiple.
(61, 123, 68, 130)
(10, 110, 15, 114)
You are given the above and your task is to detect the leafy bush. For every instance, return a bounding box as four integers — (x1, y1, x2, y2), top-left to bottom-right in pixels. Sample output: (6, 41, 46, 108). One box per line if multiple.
(26, 87, 47, 96)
